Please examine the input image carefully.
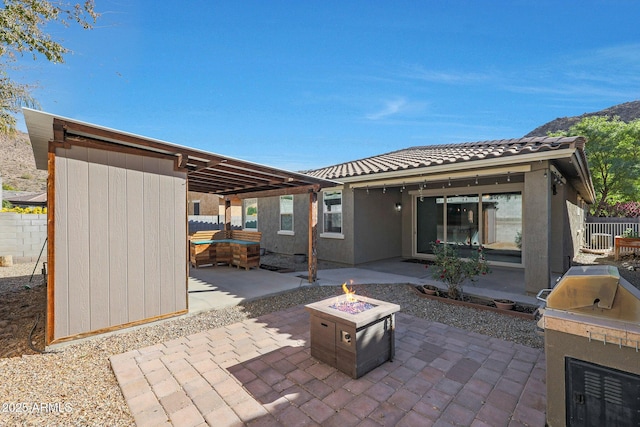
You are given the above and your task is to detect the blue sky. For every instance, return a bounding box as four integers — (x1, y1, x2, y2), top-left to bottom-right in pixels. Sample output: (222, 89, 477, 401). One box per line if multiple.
(13, 0, 640, 171)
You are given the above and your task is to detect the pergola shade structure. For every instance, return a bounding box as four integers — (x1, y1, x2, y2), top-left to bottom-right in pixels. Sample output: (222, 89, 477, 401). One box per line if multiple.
(24, 108, 338, 344)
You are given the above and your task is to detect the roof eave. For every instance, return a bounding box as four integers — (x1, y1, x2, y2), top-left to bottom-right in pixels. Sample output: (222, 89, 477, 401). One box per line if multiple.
(332, 149, 578, 184)
(23, 108, 340, 195)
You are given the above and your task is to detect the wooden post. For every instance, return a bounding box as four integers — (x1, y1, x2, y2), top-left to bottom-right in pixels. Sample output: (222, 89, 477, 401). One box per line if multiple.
(46, 142, 57, 345)
(308, 191, 318, 283)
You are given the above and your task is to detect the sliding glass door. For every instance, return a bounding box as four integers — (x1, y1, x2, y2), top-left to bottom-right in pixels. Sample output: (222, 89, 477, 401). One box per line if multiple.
(480, 192, 522, 264)
(445, 195, 480, 259)
(416, 196, 444, 254)
(416, 191, 522, 264)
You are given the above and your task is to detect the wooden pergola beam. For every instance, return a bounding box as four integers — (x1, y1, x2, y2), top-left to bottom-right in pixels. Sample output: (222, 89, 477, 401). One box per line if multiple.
(230, 184, 321, 199)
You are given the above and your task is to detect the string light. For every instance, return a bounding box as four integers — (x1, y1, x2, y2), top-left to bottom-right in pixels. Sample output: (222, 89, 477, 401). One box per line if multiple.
(475, 175, 479, 185)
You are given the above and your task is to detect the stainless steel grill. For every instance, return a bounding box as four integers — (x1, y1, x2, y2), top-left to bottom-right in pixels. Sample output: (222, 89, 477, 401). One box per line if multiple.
(540, 265, 640, 426)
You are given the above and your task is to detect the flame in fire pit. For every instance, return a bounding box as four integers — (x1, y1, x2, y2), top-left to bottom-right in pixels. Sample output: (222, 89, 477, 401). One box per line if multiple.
(330, 282, 376, 314)
(342, 283, 357, 302)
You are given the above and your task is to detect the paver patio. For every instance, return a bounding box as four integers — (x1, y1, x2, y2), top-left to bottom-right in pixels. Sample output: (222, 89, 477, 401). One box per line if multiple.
(110, 306, 546, 426)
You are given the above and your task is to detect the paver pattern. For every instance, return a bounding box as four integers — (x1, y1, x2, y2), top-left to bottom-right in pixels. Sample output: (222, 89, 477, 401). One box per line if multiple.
(110, 306, 546, 426)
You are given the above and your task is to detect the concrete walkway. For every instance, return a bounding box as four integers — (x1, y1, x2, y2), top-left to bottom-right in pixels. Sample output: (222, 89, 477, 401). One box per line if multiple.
(188, 258, 539, 314)
(110, 305, 546, 427)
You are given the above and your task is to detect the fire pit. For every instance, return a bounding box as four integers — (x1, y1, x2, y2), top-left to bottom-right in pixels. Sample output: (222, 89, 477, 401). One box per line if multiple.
(305, 285, 400, 379)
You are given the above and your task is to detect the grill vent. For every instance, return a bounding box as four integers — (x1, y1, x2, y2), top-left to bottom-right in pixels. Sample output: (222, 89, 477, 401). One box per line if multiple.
(584, 371, 602, 399)
(583, 370, 625, 404)
(604, 377, 624, 405)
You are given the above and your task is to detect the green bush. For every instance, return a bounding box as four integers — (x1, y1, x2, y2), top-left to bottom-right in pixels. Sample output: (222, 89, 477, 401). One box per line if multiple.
(429, 241, 491, 300)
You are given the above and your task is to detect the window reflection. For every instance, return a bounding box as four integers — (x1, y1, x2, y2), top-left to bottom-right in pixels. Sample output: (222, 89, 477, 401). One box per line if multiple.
(480, 192, 522, 263)
(416, 191, 522, 264)
(446, 195, 480, 259)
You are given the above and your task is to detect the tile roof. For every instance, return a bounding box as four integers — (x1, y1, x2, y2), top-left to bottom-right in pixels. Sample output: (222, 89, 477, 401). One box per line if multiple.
(3, 191, 47, 203)
(306, 136, 585, 180)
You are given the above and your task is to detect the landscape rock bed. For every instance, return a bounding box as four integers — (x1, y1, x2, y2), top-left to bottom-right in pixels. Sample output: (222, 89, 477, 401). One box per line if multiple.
(414, 285, 538, 319)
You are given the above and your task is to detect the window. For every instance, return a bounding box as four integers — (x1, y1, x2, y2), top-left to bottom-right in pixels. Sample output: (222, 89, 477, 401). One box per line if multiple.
(323, 190, 342, 234)
(480, 192, 522, 264)
(416, 191, 522, 264)
(280, 195, 294, 232)
(193, 200, 200, 216)
(243, 198, 258, 230)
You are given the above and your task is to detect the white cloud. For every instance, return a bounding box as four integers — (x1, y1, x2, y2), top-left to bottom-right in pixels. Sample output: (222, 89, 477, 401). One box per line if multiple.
(399, 65, 490, 84)
(366, 98, 408, 120)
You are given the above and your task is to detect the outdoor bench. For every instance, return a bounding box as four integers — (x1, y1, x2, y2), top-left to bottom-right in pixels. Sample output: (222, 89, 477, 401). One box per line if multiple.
(614, 235, 640, 261)
(189, 230, 262, 269)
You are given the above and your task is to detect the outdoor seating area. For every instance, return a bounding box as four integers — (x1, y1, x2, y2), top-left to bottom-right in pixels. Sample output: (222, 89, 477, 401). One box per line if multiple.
(110, 305, 546, 426)
(189, 230, 262, 269)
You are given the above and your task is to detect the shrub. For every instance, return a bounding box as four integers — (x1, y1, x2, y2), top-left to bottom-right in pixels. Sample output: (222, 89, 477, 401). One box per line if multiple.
(596, 201, 640, 218)
(1, 206, 47, 214)
(429, 241, 491, 300)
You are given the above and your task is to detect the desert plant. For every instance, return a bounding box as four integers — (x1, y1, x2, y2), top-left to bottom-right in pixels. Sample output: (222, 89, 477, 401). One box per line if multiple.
(429, 241, 491, 300)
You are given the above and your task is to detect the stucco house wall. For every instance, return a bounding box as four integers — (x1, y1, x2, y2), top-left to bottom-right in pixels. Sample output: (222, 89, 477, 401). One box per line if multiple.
(257, 195, 309, 255)
(352, 187, 403, 264)
(187, 191, 220, 216)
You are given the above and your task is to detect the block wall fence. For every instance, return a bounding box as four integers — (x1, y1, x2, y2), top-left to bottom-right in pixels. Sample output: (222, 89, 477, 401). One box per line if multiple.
(0, 212, 47, 263)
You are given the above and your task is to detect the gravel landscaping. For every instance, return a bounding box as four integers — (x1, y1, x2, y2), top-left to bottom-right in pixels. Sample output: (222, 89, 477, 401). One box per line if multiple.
(0, 251, 639, 425)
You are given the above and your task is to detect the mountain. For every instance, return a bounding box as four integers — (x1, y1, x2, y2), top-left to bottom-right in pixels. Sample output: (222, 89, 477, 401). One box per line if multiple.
(0, 131, 47, 192)
(525, 100, 640, 137)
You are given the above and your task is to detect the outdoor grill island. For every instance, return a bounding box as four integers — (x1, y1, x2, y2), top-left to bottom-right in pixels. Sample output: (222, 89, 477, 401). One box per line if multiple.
(305, 292, 400, 379)
(539, 265, 640, 427)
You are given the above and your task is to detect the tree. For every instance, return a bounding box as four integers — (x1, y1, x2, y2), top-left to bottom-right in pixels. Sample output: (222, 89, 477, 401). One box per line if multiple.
(552, 116, 640, 216)
(0, 0, 97, 133)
